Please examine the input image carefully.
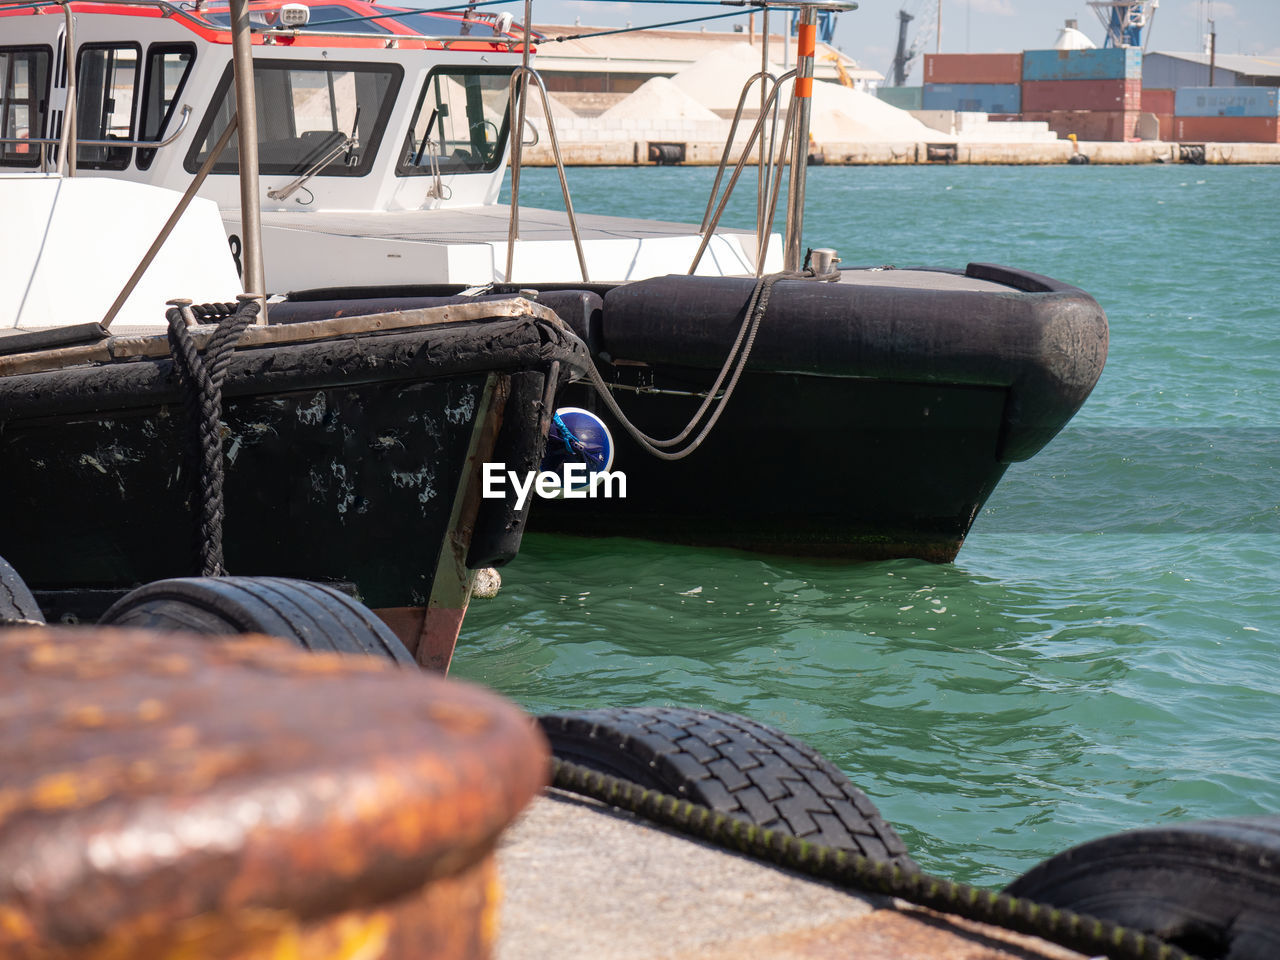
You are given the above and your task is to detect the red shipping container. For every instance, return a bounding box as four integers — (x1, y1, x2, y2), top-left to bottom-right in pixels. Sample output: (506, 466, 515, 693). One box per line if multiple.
(1142, 88, 1176, 114)
(924, 53, 1023, 85)
(1021, 79, 1141, 112)
(1174, 115, 1279, 142)
(1021, 110, 1140, 141)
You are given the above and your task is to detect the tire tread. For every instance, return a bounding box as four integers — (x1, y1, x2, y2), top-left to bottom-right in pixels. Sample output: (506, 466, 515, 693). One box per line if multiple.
(540, 706, 915, 868)
(99, 577, 414, 665)
(0, 555, 44, 624)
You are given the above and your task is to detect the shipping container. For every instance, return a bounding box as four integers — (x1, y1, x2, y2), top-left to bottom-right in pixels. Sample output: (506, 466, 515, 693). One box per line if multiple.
(877, 85, 924, 111)
(1022, 78, 1141, 112)
(1174, 86, 1280, 118)
(1141, 88, 1176, 115)
(1022, 47, 1142, 82)
(924, 53, 1023, 85)
(1020, 110, 1141, 141)
(922, 82, 1021, 114)
(1174, 115, 1279, 142)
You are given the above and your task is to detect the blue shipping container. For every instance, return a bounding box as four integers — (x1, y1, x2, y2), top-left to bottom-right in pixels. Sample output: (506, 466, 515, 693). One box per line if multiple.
(878, 85, 924, 110)
(1174, 86, 1280, 117)
(1022, 47, 1142, 81)
(922, 83, 1021, 114)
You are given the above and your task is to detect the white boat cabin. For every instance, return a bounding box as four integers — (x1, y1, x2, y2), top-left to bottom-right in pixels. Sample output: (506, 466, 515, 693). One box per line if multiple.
(1, 0, 776, 291)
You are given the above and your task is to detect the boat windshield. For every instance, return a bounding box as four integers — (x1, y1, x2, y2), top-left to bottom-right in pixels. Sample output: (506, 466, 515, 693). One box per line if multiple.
(201, 5, 393, 33)
(397, 66, 512, 177)
(185, 59, 401, 177)
(375, 8, 504, 37)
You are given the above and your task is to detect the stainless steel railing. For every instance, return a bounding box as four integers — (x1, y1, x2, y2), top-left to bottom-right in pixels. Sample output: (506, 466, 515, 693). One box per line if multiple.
(504, 1, 588, 284)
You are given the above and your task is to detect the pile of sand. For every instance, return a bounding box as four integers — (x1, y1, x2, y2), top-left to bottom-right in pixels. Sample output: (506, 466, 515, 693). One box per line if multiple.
(671, 43, 785, 113)
(809, 81, 951, 142)
(670, 44, 953, 143)
(598, 76, 722, 123)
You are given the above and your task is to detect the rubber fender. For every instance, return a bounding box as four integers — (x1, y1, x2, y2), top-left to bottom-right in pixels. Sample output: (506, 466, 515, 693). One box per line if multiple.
(1004, 816, 1280, 960)
(539, 705, 916, 868)
(99, 576, 414, 665)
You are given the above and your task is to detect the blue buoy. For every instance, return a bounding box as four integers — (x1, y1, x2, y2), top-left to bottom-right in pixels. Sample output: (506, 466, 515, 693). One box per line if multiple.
(541, 407, 614, 497)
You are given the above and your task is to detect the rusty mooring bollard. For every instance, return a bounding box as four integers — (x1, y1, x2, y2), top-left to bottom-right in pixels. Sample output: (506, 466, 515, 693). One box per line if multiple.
(0, 627, 548, 960)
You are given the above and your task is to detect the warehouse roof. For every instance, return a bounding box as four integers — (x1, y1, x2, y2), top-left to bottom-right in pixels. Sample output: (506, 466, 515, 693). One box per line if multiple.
(1146, 51, 1280, 81)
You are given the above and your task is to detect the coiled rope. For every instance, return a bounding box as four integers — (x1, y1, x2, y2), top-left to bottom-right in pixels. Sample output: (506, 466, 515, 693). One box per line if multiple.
(550, 758, 1197, 960)
(581, 267, 836, 461)
(166, 299, 258, 578)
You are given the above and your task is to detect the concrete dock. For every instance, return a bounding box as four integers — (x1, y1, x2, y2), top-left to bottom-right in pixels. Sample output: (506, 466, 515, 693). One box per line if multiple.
(522, 138, 1280, 166)
(497, 793, 1087, 960)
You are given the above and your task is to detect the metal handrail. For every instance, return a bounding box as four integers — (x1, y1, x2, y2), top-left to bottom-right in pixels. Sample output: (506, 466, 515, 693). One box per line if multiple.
(688, 69, 796, 277)
(0, 104, 192, 150)
(504, 65, 588, 283)
(698, 69, 776, 234)
(55, 0, 75, 176)
(259, 28, 522, 50)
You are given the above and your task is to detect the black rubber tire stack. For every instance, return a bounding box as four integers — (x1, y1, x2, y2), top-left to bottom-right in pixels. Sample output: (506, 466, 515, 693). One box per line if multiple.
(1004, 816, 1280, 960)
(0, 555, 44, 626)
(99, 576, 414, 665)
(538, 706, 916, 869)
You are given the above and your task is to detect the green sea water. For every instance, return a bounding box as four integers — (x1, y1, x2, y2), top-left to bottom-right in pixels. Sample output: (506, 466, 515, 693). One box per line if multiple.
(462, 163, 1280, 886)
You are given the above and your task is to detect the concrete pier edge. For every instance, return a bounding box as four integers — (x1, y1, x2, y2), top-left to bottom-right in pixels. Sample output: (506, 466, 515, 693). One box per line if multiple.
(521, 139, 1280, 166)
(496, 792, 1088, 960)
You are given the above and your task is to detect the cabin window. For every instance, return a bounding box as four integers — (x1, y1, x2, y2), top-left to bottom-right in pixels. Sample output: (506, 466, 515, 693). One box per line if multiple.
(136, 43, 195, 170)
(184, 60, 401, 177)
(396, 67, 512, 178)
(0, 46, 51, 168)
(76, 43, 141, 170)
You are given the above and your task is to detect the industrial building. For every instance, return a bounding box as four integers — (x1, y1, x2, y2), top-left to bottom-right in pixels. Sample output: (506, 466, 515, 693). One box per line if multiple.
(530, 22, 880, 115)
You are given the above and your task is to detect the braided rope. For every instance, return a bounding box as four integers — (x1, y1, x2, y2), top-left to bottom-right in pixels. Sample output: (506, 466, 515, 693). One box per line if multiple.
(166, 300, 258, 577)
(550, 758, 1196, 960)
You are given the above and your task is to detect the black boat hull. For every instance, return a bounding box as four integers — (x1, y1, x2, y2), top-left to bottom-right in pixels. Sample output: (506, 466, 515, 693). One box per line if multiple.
(271, 264, 1108, 562)
(536, 264, 1108, 560)
(0, 313, 581, 615)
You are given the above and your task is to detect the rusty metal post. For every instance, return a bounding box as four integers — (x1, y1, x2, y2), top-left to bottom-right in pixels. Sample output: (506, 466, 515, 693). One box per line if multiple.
(0, 625, 548, 958)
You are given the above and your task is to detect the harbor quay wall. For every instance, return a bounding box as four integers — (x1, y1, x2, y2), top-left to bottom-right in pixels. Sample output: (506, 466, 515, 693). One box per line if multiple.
(521, 138, 1280, 166)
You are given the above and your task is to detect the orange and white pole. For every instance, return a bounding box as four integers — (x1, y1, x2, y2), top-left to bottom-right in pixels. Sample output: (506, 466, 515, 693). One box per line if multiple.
(784, 5, 818, 271)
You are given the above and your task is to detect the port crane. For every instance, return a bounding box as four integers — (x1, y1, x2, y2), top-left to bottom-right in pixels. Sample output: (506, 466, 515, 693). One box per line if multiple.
(886, 0, 938, 86)
(1086, 0, 1159, 50)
